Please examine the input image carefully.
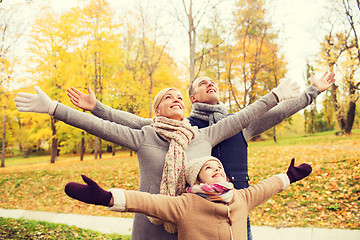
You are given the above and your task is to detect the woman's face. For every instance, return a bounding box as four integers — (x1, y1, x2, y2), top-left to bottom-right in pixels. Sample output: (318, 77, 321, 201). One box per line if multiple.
(197, 160, 227, 185)
(155, 89, 185, 121)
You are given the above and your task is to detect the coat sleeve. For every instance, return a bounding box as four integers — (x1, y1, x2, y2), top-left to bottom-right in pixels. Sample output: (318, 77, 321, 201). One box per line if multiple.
(53, 103, 144, 151)
(109, 189, 190, 224)
(239, 174, 289, 212)
(242, 85, 321, 142)
(201, 92, 278, 146)
(91, 101, 153, 129)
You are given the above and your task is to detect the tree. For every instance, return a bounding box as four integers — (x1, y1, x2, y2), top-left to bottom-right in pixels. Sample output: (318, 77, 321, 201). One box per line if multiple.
(304, 63, 317, 134)
(171, 0, 219, 82)
(232, 0, 286, 107)
(137, 3, 172, 117)
(121, 2, 185, 118)
(57, 0, 124, 159)
(0, 1, 27, 167)
(318, 0, 360, 134)
(28, 7, 78, 163)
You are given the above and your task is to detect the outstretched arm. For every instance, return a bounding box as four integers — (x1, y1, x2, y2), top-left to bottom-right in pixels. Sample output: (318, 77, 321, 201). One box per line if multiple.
(244, 158, 312, 211)
(243, 71, 335, 142)
(67, 86, 152, 129)
(204, 79, 300, 146)
(65, 175, 188, 224)
(15, 87, 144, 150)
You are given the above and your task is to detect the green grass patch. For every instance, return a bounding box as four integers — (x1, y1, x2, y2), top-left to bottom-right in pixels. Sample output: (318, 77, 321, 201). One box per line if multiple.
(0, 217, 129, 239)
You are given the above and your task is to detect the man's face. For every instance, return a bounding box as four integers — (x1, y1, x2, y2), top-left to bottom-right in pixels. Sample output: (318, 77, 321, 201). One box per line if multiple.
(190, 77, 220, 105)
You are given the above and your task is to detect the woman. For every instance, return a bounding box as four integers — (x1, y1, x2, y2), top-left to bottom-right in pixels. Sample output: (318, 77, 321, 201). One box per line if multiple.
(14, 80, 298, 240)
(64, 156, 312, 240)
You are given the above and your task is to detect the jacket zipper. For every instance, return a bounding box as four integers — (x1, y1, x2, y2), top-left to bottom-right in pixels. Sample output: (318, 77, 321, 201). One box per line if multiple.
(227, 205, 234, 240)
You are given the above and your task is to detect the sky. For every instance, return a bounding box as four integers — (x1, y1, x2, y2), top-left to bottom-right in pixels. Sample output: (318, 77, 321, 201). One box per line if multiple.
(7, 0, 330, 89)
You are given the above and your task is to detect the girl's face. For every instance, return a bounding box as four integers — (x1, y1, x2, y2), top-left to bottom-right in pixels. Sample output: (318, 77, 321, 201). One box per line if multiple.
(197, 160, 227, 184)
(155, 89, 185, 121)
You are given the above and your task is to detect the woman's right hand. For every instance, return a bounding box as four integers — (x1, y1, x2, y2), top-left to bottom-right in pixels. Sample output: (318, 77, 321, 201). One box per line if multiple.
(67, 85, 97, 111)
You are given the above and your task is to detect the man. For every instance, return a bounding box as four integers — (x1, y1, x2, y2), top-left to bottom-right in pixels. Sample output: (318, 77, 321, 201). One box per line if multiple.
(67, 72, 335, 240)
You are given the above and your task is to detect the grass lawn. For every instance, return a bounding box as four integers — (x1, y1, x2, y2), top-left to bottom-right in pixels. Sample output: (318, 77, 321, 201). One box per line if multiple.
(0, 217, 129, 239)
(0, 130, 359, 232)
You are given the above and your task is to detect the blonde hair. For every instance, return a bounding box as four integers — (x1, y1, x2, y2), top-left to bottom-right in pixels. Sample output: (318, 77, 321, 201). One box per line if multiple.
(152, 87, 179, 113)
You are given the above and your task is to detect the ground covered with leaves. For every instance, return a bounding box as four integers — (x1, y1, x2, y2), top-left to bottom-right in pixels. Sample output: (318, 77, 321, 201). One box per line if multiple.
(0, 131, 359, 230)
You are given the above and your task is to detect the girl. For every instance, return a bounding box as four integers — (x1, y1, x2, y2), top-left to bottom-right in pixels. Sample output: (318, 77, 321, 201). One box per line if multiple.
(64, 156, 312, 240)
(14, 80, 298, 239)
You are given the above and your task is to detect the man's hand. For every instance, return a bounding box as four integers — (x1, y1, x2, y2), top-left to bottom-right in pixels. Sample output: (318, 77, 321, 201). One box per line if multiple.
(67, 85, 97, 111)
(271, 78, 301, 102)
(310, 71, 335, 92)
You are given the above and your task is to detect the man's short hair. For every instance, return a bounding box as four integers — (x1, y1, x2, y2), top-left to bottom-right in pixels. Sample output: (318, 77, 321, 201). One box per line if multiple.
(188, 76, 211, 98)
(188, 80, 196, 98)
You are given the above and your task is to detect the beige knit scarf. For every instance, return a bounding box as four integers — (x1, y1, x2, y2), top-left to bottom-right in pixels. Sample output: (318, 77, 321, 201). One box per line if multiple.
(149, 116, 196, 233)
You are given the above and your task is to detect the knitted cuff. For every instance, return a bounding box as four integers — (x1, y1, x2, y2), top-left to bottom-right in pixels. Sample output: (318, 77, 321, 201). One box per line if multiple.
(90, 100, 102, 115)
(108, 189, 126, 212)
(48, 101, 59, 116)
(271, 89, 283, 102)
(305, 85, 321, 98)
(274, 173, 290, 190)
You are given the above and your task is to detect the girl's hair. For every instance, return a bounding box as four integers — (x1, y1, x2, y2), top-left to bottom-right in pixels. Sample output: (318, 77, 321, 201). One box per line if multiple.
(152, 87, 180, 113)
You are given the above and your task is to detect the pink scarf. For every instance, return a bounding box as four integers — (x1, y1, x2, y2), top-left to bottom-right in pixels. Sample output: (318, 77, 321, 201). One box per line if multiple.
(188, 181, 234, 203)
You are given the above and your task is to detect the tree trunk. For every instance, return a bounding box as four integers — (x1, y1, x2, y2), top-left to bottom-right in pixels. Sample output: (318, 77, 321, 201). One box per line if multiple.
(149, 74, 153, 118)
(1, 106, 6, 168)
(272, 126, 277, 143)
(188, 0, 196, 82)
(330, 84, 346, 131)
(112, 143, 116, 156)
(80, 131, 85, 161)
(94, 51, 98, 159)
(50, 117, 57, 164)
(345, 101, 356, 134)
(94, 137, 98, 159)
(99, 138, 102, 159)
(344, 63, 358, 134)
(17, 118, 22, 154)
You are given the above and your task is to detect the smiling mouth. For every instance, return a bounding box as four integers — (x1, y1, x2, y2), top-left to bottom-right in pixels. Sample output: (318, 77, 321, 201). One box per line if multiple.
(170, 105, 182, 109)
(212, 173, 223, 178)
(207, 89, 216, 93)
